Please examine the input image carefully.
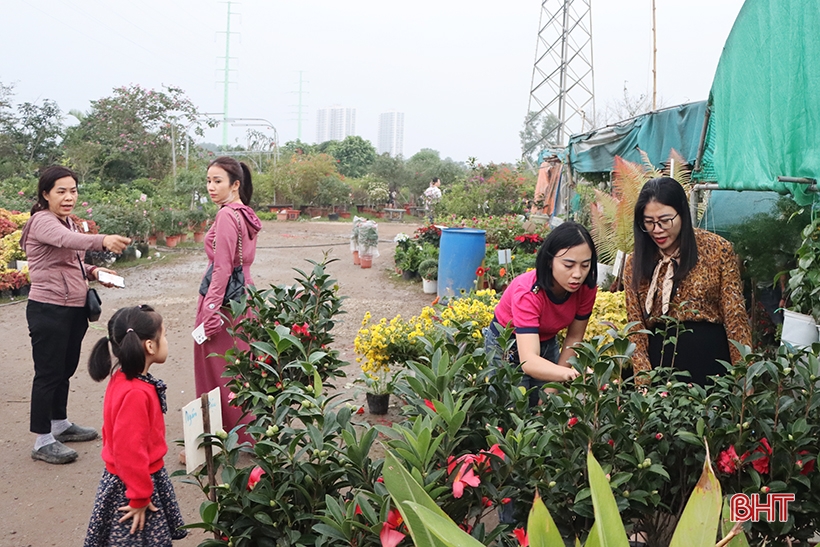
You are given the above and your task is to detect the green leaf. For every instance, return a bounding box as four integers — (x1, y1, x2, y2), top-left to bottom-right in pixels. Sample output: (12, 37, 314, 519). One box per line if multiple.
(254, 511, 274, 525)
(669, 448, 721, 547)
(200, 500, 218, 524)
(313, 523, 349, 542)
(586, 450, 630, 547)
(527, 491, 564, 547)
(383, 451, 450, 547)
(720, 497, 751, 547)
(405, 503, 485, 547)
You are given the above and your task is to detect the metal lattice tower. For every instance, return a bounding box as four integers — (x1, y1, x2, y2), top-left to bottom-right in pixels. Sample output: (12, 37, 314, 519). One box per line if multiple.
(218, 2, 240, 149)
(524, 0, 595, 159)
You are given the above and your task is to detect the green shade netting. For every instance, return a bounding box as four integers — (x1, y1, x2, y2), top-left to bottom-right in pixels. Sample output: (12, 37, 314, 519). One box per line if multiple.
(567, 101, 706, 174)
(700, 0, 820, 205)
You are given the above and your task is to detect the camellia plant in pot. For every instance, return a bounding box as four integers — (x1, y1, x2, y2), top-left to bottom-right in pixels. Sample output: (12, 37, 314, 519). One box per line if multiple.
(782, 217, 820, 346)
(357, 220, 379, 268)
(418, 258, 438, 294)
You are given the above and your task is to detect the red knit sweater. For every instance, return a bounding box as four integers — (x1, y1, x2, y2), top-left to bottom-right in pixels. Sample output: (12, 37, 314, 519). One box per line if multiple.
(101, 371, 167, 508)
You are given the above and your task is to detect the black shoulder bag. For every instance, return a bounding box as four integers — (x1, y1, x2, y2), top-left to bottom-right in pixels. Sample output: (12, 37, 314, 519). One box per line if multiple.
(198, 209, 246, 306)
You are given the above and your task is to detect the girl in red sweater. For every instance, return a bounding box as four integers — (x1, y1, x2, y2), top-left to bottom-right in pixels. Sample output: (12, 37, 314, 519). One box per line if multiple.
(84, 305, 186, 546)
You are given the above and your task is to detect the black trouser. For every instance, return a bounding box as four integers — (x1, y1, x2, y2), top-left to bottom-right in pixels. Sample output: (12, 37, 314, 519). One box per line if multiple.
(27, 301, 88, 434)
(647, 321, 731, 386)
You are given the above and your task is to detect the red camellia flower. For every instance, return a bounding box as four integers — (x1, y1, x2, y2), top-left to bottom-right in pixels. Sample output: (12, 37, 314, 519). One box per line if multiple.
(501, 497, 512, 504)
(247, 466, 265, 490)
(380, 524, 405, 547)
(717, 445, 742, 474)
(607, 439, 615, 447)
(386, 508, 403, 529)
(476, 267, 487, 277)
(424, 399, 437, 412)
(513, 527, 529, 547)
(798, 450, 815, 475)
(749, 438, 772, 475)
(356, 406, 365, 415)
(655, 433, 663, 440)
(567, 417, 579, 428)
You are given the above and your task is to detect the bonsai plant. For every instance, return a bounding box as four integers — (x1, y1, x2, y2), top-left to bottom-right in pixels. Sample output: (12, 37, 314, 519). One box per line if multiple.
(418, 258, 438, 294)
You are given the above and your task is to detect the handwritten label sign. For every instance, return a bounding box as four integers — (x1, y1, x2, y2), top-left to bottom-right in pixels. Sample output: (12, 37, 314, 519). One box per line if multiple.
(182, 388, 222, 474)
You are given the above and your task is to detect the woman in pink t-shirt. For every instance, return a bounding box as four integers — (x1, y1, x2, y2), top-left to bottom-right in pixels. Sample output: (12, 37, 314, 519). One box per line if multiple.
(485, 221, 598, 406)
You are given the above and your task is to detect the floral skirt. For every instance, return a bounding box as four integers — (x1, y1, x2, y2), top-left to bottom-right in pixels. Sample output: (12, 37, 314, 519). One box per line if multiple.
(84, 467, 187, 547)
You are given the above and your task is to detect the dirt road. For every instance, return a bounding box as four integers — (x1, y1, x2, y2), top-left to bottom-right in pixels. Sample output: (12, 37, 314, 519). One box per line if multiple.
(0, 219, 430, 547)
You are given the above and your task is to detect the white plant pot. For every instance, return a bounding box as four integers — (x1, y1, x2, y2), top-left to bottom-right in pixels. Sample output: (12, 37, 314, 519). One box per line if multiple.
(422, 279, 437, 294)
(781, 309, 819, 348)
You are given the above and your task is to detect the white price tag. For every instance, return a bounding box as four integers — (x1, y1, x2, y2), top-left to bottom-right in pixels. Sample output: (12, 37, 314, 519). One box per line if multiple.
(82, 221, 89, 232)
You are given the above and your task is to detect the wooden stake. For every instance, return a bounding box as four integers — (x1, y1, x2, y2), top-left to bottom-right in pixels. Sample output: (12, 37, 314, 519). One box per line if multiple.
(201, 393, 219, 540)
(201, 393, 217, 503)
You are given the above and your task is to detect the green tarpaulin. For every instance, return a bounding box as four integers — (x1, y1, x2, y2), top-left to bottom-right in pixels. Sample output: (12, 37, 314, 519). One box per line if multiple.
(567, 101, 707, 174)
(698, 0, 820, 205)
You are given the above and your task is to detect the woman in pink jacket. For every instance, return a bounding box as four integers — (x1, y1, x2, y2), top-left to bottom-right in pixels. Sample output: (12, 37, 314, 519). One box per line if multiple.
(20, 166, 130, 465)
(194, 157, 261, 439)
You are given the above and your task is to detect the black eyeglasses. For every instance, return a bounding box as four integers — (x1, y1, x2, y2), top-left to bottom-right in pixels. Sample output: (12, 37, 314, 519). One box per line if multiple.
(640, 213, 678, 232)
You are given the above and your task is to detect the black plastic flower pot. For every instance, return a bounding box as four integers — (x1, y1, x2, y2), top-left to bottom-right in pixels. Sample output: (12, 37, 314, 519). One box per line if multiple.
(366, 392, 389, 415)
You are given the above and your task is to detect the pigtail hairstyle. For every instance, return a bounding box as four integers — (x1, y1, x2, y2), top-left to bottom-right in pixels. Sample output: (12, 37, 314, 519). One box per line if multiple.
(88, 305, 164, 382)
(208, 156, 254, 206)
(534, 221, 598, 291)
(631, 177, 698, 290)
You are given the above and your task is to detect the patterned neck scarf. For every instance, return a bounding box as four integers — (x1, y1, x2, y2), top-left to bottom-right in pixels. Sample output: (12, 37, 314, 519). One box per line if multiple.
(138, 372, 167, 414)
(644, 249, 680, 316)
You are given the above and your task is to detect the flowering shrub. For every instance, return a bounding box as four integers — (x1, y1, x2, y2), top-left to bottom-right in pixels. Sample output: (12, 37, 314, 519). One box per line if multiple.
(0, 217, 16, 238)
(0, 268, 29, 291)
(355, 290, 500, 375)
(414, 224, 442, 247)
(512, 233, 543, 254)
(483, 248, 537, 291)
(183, 266, 820, 547)
(355, 312, 426, 393)
(0, 230, 24, 265)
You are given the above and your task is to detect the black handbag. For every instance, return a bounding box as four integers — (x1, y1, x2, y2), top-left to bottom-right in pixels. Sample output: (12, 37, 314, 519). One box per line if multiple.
(85, 288, 102, 322)
(77, 253, 102, 322)
(198, 210, 246, 306)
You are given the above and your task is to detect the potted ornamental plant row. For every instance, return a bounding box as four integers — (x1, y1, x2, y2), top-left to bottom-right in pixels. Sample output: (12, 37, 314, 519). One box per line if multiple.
(782, 217, 820, 347)
(418, 258, 438, 294)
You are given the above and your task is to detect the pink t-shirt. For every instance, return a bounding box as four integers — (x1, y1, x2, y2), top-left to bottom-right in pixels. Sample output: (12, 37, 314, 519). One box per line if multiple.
(494, 269, 597, 340)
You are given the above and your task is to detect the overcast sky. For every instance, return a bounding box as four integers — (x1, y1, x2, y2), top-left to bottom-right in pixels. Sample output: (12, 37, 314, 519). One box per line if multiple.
(5, 0, 744, 164)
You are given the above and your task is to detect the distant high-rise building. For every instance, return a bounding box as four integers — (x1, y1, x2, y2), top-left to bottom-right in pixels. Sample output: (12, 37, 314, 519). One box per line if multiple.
(377, 111, 405, 157)
(316, 105, 356, 143)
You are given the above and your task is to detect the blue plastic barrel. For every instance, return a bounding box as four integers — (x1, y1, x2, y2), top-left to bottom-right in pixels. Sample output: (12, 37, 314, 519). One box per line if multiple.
(438, 228, 486, 297)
